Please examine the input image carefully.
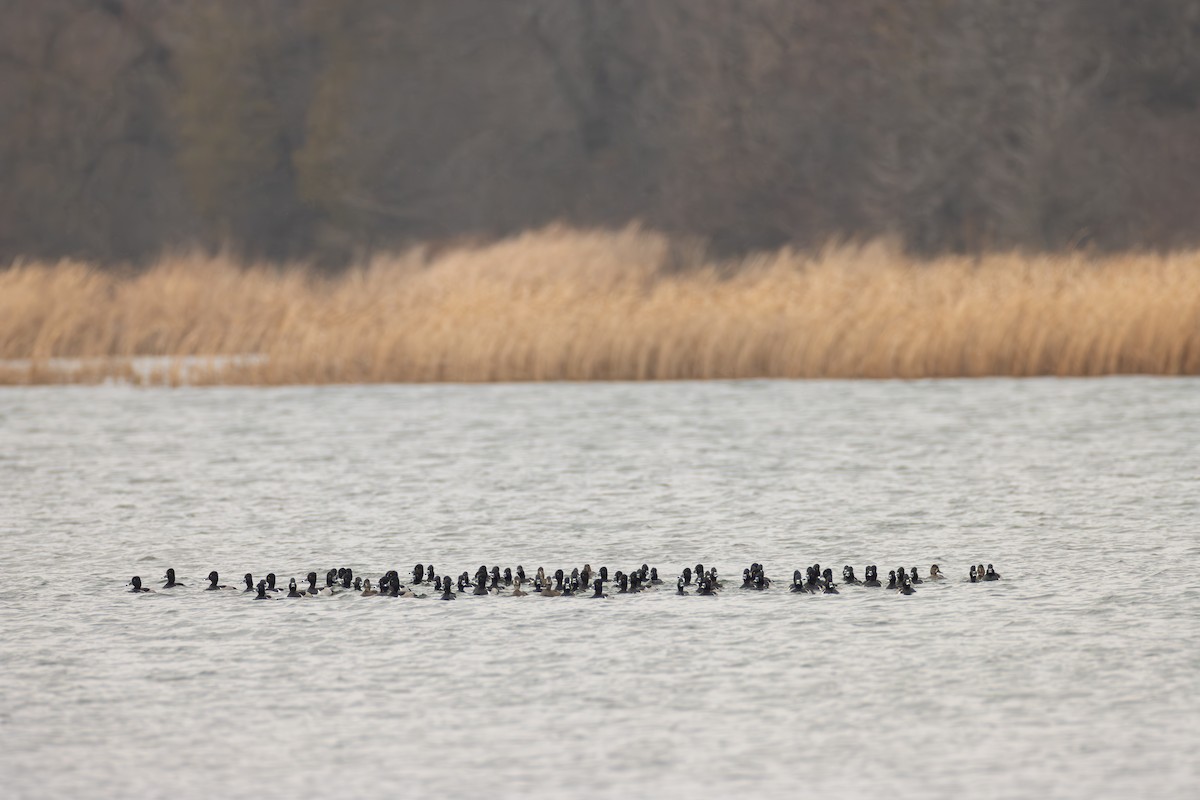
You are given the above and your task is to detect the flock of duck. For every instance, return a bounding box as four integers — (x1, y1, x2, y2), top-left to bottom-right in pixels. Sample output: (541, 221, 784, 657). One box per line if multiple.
(127, 561, 1002, 598)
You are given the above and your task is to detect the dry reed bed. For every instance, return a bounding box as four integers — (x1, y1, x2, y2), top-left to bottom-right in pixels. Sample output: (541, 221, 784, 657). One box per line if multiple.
(2, 227, 1199, 384)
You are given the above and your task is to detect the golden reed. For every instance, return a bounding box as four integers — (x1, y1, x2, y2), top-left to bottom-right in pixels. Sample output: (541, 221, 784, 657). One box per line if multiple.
(2, 226, 1199, 384)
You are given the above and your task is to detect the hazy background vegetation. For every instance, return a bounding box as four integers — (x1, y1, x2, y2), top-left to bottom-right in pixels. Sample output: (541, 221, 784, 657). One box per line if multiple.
(5, 0, 1200, 267)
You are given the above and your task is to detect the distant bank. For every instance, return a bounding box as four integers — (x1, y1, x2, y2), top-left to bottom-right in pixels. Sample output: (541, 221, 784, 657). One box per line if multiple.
(3, 227, 1198, 385)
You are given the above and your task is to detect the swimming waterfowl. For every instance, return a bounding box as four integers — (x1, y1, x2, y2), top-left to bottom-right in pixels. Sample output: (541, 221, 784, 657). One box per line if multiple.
(255, 580, 271, 600)
(340, 569, 354, 589)
(709, 568, 723, 589)
(677, 577, 689, 595)
(206, 571, 228, 591)
(440, 581, 455, 600)
(472, 577, 490, 596)
(886, 570, 897, 590)
(790, 570, 809, 593)
(590, 578, 607, 598)
(863, 565, 881, 587)
(598, 566, 609, 583)
(696, 576, 718, 596)
(426, 565, 437, 584)
(129, 576, 152, 593)
(542, 580, 562, 597)
(897, 577, 915, 595)
(304, 572, 321, 596)
(265, 573, 281, 592)
(649, 567, 663, 585)
(929, 565, 944, 580)
(162, 568, 185, 589)
(984, 564, 1001, 581)
(822, 567, 836, 587)
(805, 567, 822, 593)
(242, 573, 255, 592)
(842, 566, 863, 585)
(516, 566, 527, 585)
(909, 567, 923, 585)
(511, 577, 527, 597)
(968, 565, 978, 583)
(412, 564, 424, 584)
(614, 574, 628, 594)
(503, 568, 513, 586)
(823, 579, 839, 594)
(287, 579, 304, 598)
(977, 564, 986, 583)
(361, 579, 378, 597)
(741, 569, 754, 589)
(353, 577, 362, 591)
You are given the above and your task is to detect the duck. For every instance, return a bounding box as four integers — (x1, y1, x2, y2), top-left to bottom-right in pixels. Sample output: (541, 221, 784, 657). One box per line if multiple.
(984, 564, 1001, 581)
(426, 565, 437, 584)
(842, 565, 863, 585)
(598, 566, 609, 584)
(472, 577, 490, 596)
(340, 569, 354, 589)
(676, 577, 689, 596)
(254, 580, 271, 600)
(242, 573, 255, 592)
(353, 577, 362, 591)
(542, 579, 562, 597)
(205, 571, 228, 591)
(412, 564, 425, 584)
(516, 566, 528, 585)
(740, 569, 754, 589)
(503, 568, 513, 586)
(614, 574, 629, 595)
(805, 567, 822, 593)
(682, 567, 694, 586)
(929, 564, 944, 580)
(968, 565, 978, 583)
(790, 570, 809, 593)
(649, 567, 663, 585)
(303, 572, 321, 596)
(977, 564, 986, 582)
(863, 565, 882, 587)
(360, 579, 378, 597)
(822, 567, 836, 587)
(265, 573, 281, 592)
(709, 568, 723, 589)
(886, 570, 897, 590)
(897, 577, 915, 595)
(590, 579, 607, 599)
(318, 570, 339, 595)
(161, 568, 185, 589)
(823, 579, 839, 594)
(511, 577, 527, 597)
(129, 576, 152, 593)
(440, 581, 456, 600)
(909, 567, 923, 585)
(286, 578, 304, 598)
(696, 576, 718, 596)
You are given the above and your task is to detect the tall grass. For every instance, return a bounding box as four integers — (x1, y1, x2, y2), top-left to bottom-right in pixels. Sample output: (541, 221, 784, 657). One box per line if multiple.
(2, 226, 1198, 384)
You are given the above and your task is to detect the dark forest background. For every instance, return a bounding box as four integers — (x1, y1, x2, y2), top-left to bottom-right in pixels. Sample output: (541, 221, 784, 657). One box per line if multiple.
(4, 0, 1200, 266)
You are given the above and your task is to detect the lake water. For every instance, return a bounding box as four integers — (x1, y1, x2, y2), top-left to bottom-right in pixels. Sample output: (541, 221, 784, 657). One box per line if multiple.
(1, 379, 1197, 798)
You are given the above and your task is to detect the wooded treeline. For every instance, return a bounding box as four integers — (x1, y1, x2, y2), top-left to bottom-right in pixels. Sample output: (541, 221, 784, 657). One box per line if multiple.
(4, 0, 1200, 265)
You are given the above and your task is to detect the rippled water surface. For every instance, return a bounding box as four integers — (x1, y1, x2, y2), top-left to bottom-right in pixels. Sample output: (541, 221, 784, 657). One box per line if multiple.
(1, 380, 1198, 798)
